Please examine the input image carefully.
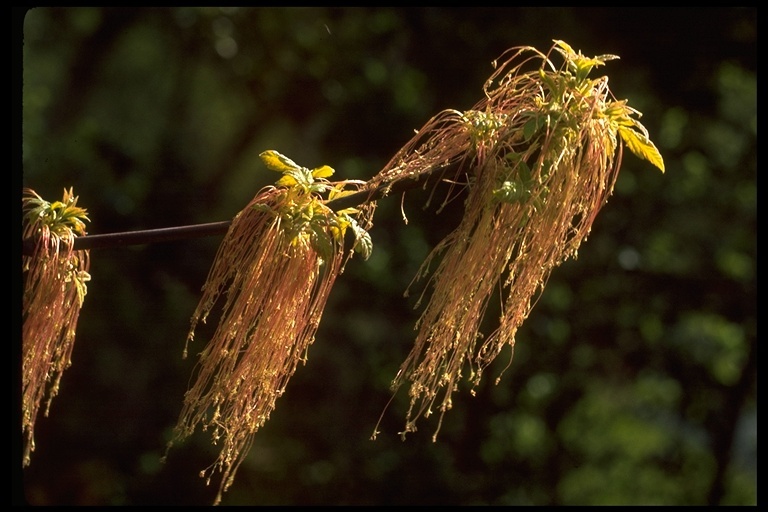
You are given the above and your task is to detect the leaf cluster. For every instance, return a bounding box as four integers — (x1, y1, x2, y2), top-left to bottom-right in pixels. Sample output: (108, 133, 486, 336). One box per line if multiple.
(23, 187, 90, 241)
(552, 40, 665, 172)
(258, 150, 372, 262)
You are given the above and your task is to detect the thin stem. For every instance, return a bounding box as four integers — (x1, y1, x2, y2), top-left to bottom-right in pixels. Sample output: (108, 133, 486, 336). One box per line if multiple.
(21, 164, 453, 255)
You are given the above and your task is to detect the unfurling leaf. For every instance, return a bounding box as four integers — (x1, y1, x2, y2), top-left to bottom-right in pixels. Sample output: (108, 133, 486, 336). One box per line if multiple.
(338, 213, 372, 261)
(352, 226, 373, 261)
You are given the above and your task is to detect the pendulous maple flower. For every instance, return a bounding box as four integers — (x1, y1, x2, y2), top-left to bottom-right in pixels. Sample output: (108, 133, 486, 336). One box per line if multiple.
(370, 40, 663, 440)
(22, 187, 91, 467)
(166, 152, 371, 505)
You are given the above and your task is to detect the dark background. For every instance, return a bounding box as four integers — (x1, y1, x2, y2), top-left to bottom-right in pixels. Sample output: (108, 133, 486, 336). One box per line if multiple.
(16, 7, 756, 505)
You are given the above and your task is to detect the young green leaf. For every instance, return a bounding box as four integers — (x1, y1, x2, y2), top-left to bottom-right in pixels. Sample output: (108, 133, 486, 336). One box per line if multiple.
(352, 227, 373, 261)
(328, 186, 360, 202)
(618, 125, 665, 173)
(523, 115, 545, 141)
(276, 174, 299, 187)
(310, 222, 335, 263)
(311, 165, 335, 179)
(553, 39, 576, 57)
(259, 150, 303, 174)
(339, 213, 372, 260)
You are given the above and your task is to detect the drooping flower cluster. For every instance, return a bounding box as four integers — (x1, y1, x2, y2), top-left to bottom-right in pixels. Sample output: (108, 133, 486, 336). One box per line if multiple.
(370, 40, 664, 440)
(166, 151, 371, 505)
(22, 187, 91, 466)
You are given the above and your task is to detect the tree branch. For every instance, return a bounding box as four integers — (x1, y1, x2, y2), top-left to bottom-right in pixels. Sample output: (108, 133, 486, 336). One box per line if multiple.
(22, 165, 454, 255)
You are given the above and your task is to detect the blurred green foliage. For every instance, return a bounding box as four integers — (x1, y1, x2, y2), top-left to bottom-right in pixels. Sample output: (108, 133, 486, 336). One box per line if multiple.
(17, 7, 755, 506)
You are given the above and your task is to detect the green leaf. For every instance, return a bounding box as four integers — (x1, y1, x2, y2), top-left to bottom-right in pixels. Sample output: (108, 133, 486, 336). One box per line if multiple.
(523, 115, 545, 141)
(553, 39, 576, 57)
(259, 150, 303, 174)
(310, 224, 335, 262)
(343, 215, 372, 260)
(329, 214, 350, 242)
(539, 69, 560, 96)
(308, 183, 328, 194)
(594, 53, 620, 65)
(336, 207, 360, 216)
(276, 174, 298, 187)
(252, 203, 276, 215)
(552, 39, 619, 83)
(353, 228, 373, 261)
(493, 180, 529, 204)
(517, 160, 532, 183)
(311, 165, 335, 179)
(618, 125, 666, 173)
(328, 186, 358, 202)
